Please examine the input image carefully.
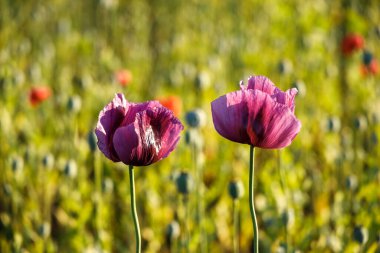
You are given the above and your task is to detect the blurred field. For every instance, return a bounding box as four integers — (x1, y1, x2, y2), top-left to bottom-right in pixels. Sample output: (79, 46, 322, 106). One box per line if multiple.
(1, 0, 380, 252)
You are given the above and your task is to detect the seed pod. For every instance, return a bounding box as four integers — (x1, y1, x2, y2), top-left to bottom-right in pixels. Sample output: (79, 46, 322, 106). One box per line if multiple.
(362, 51, 373, 66)
(353, 116, 367, 131)
(166, 221, 180, 240)
(37, 222, 51, 239)
(175, 171, 193, 195)
(11, 156, 24, 173)
(326, 117, 341, 132)
(64, 159, 78, 178)
(292, 80, 306, 97)
(345, 175, 358, 191)
(87, 131, 98, 152)
(228, 180, 244, 200)
(194, 71, 210, 90)
(278, 59, 293, 74)
(67, 95, 82, 113)
(185, 109, 206, 128)
(42, 153, 54, 169)
(353, 226, 368, 245)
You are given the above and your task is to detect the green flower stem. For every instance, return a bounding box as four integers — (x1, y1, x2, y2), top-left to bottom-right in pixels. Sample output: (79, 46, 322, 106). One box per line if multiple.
(232, 200, 240, 253)
(277, 150, 289, 253)
(249, 145, 259, 253)
(129, 165, 141, 253)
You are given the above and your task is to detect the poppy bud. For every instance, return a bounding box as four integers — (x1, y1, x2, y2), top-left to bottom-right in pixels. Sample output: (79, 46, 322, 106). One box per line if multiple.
(175, 171, 193, 195)
(353, 226, 368, 245)
(64, 159, 77, 178)
(345, 175, 358, 190)
(194, 71, 210, 90)
(292, 80, 306, 97)
(326, 117, 341, 132)
(185, 130, 203, 149)
(185, 109, 206, 128)
(353, 116, 367, 131)
(3, 184, 12, 196)
(67, 95, 81, 113)
(166, 221, 181, 240)
(42, 153, 54, 170)
(102, 178, 114, 193)
(278, 59, 293, 74)
(37, 222, 51, 239)
(11, 156, 24, 173)
(228, 180, 244, 200)
(87, 131, 98, 153)
(362, 51, 373, 66)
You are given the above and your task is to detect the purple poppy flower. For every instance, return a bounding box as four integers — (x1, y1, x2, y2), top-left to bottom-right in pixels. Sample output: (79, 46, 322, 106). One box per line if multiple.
(211, 75, 301, 149)
(95, 93, 184, 166)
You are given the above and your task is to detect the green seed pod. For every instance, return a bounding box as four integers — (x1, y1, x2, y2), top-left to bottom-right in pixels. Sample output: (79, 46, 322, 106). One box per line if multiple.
(102, 178, 114, 193)
(67, 95, 82, 113)
(11, 156, 24, 173)
(87, 131, 98, 152)
(353, 116, 367, 131)
(326, 117, 341, 133)
(278, 59, 293, 74)
(228, 180, 244, 200)
(292, 80, 306, 97)
(194, 71, 210, 90)
(37, 222, 51, 239)
(345, 175, 358, 191)
(166, 221, 180, 240)
(64, 159, 77, 178)
(175, 171, 193, 195)
(42, 153, 55, 170)
(185, 109, 206, 128)
(353, 226, 368, 245)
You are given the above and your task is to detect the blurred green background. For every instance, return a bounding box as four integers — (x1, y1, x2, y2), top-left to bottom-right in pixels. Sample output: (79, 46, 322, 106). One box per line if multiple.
(0, 0, 379, 252)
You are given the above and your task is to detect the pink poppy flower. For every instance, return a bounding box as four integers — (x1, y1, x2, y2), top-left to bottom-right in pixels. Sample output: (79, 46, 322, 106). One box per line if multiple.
(211, 76, 301, 149)
(95, 93, 184, 166)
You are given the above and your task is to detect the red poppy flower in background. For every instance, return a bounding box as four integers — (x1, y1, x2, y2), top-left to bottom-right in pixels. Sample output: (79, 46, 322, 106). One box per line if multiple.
(115, 69, 132, 86)
(158, 96, 182, 117)
(341, 34, 364, 56)
(211, 76, 301, 149)
(29, 86, 51, 106)
(361, 59, 379, 76)
(95, 93, 184, 166)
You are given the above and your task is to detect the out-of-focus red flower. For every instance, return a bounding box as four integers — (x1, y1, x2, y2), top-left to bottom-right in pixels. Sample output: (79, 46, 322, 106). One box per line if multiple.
(29, 86, 51, 106)
(115, 69, 132, 86)
(361, 59, 379, 76)
(158, 96, 182, 117)
(341, 34, 364, 56)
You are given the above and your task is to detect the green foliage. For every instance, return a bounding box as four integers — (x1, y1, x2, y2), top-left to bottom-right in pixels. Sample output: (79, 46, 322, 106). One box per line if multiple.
(0, 0, 380, 252)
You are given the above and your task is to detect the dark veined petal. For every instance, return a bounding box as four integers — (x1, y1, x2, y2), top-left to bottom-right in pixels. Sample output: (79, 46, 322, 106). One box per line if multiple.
(211, 90, 251, 144)
(246, 90, 301, 149)
(153, 106, 184, 159)
(113, 106, 183, 166)
(121, 100, 161, 127)
(95, 93, 129, 161)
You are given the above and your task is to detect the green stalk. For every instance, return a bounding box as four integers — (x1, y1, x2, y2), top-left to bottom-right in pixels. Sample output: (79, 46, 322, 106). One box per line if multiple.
(129, 165, 141, 253)
(249, 145, 259, 252)
(233, 200, 240, 253)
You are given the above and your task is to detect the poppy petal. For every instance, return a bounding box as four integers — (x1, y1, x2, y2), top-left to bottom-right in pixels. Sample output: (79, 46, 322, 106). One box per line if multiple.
(95, 93, 128, 161)
(211, 90, 251, 144)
